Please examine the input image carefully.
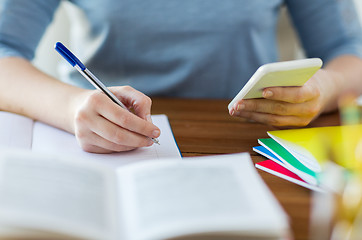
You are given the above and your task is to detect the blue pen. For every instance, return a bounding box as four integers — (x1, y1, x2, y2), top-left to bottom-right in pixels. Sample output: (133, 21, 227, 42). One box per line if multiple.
(55, 42, 160, 145)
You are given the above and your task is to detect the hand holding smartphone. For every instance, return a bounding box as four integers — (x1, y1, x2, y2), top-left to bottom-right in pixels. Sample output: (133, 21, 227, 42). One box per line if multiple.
(228, 58, 323, 110)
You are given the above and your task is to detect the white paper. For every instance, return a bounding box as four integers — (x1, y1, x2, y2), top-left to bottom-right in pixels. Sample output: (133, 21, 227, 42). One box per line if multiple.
(118, 153, 289, 240)
(0, 111, 33, 149)
(29, 114, 181, 167)
(0, 152, 117, 240)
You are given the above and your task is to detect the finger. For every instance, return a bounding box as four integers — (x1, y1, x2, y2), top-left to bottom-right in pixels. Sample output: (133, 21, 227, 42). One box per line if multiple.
(78, 132, 137, 153)
(88, 114, 155, 148)
(79, 144, 114, 154)
(110, 86, 153, 120)
(89, 92, 160, 139)
(75, 117, 143, 152)
(79, 142, 135, 154)
(235, 111, 312, 127)
(233, 99, 320, 117)
(262, 82, 320, 103)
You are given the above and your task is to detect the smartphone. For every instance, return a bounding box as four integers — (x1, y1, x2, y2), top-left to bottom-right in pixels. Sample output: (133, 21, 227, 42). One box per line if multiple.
(228, 58, 323, 110)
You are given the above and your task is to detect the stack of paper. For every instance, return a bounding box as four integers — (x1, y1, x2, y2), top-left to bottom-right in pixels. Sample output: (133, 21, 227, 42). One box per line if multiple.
(254, 124, 362, 191)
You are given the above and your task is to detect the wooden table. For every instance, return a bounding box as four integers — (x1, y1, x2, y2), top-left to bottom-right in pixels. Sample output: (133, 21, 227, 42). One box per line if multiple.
(152, 98, 341, 240)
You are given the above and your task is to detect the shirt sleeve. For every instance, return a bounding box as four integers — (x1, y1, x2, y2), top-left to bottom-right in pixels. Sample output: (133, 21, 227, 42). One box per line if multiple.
(0, 0, 61, 60)
(286, 0, 362, 64)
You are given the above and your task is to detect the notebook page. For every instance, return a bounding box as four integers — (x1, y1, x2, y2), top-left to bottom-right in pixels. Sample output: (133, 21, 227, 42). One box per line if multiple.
(31, 115, 181, 167)
(0, 111, 33, 149)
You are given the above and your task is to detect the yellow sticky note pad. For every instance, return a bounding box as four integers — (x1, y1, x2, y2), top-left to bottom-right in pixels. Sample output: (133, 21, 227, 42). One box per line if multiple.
(268, 124, 362, 171)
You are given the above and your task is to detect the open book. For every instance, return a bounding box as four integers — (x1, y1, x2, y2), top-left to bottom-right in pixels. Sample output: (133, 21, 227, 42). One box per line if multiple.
(0, 111, 181, 166)
(0, 151, 289, 240)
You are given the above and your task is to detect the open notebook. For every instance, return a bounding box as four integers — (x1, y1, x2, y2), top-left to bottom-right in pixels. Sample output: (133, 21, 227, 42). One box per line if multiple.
(0, 111, 181, 166)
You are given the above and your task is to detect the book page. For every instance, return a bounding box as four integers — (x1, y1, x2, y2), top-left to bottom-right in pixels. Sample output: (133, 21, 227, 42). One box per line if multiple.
(0, 111, 33, 149)
(117, 153, 289, 240)
(31, 115, 181, 167)
(0, 152, 118, 240)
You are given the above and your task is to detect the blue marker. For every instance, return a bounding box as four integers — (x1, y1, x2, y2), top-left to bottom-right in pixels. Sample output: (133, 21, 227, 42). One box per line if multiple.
(55, 42, 160, 145)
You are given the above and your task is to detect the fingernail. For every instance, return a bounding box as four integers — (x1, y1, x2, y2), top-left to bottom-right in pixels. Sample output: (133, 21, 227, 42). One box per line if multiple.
(237, 103, 245, 110)
(152, 129, 160, 138)
(264, 90, 273, 98)
(233, 102, 239, 110)
(147, 139, 154, 146)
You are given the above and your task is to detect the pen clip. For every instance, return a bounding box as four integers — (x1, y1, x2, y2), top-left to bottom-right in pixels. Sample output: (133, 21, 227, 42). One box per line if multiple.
(54, 42, 86, 71)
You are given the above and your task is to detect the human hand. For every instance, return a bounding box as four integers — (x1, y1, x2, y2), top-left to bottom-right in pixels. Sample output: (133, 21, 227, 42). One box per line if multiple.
(70, 86, 160, 153)
(229, 70, 332, 127)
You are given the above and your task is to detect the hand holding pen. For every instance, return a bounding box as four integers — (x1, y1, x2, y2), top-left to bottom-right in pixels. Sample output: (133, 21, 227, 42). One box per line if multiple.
(55, 42, 160, 153)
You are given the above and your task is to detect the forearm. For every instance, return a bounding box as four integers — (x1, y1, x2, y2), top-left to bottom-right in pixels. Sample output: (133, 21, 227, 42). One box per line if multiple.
(322, 55, 362, 113)
(0, 57, 85, 133)
(0, 57, 160, 153)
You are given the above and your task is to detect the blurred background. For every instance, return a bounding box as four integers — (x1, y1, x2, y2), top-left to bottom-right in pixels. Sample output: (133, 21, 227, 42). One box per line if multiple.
(33, 1, 362, 79)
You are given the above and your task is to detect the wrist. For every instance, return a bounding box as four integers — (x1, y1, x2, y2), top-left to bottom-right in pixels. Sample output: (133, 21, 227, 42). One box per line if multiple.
(66, 88, 90, 134)
(316, 69, 344, 113)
